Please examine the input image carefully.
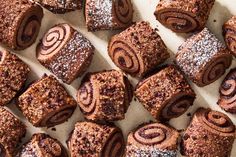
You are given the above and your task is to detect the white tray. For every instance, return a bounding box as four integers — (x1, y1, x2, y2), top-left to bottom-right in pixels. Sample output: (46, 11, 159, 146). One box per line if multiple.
(3, 0, 236, 156)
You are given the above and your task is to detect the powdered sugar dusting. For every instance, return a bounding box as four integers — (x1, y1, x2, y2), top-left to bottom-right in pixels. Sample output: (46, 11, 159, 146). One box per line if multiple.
(126, 145, 177, 157)
(87, 0, 113, 28)
(176, 28, 227, 78)
(49, 31, 94, 83)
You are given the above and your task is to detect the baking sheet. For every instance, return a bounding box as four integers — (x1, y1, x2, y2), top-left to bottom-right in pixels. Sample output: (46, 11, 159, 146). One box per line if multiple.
(2, 0, 236, 156)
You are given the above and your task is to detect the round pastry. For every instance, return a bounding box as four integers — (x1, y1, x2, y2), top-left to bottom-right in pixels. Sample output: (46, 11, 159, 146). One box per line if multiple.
(77, 70, 133, 121)
(67, 121, 125, 157)
(85, 0, 133, 31)
(175, 28, 232, 87)
(154, 0, 215, 33)
(181, 108, 235, 156)
(37, 23, 94, 84)
(16, 133, 68, 157)
(33, 0, 82, 13)
(17, 75, 77, 127)
(108, 21, 169, 77)
(126, 122, 179, 157)
(0, 107, 26, 156)
(0, 0, 43, 50)
(0, 50, 30, 106)
(135, 65, 196, 121)
(223, 16, 236, 57)
(218, 68, 236, 113)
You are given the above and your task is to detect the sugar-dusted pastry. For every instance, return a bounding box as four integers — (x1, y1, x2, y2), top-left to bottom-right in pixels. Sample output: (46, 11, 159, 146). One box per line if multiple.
(0, 50, 30, 106)
(85, 0, 133, 31)
(67, 121, 125, 157)
(16, 133, 68, 157)
(175, 28, 232, 87)
(0, 0, 43, 50)
(108, 21, 169, 77)
(223, 16, 236, 56)
(126, 122, 179, 157)
(0, 107, 26, 156)
(18, 75, 77, 127)
(181, 108, 235, 157)
(135, 65, 196, 121)
(77, 70, 133, 121)
(218, 68, 236, 113)
(154, 0, 215, 33)
(37, 23, 94, 84)
(33, 0, 82, 14)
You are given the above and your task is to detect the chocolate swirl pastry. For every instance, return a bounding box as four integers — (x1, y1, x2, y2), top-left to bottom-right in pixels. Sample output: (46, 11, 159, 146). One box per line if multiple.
(218, 68, 236, 113)
(0, 107, 26, 156)
(108, 21, 169, 77)
(0, 50, 30, 106)
(34, 0, 82, 14)
(77, 70, 133, 121)
(223, 16, 236, 57)
(85, 0, 133, 31)
(126, 122, 179, 157)
(67, 121, 125, 157)
(16, 133, 68, 157)
(154, 0, 215, 33)
(181, 108, 235, 156)
(17, 75, 77, 127)
(135, 65, 196, 121)
(37, 23, 94, 84)
(175, 28, 232, 87)
(0, 0, 43, 50)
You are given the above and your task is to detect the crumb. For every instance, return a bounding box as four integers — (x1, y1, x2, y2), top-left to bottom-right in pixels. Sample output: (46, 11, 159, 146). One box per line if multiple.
(154, 28, 159, 32)
(51, 127, 56, 131)
(187, 113, 191, 117)
(134, 98, 137, 101)
(213, 19, 217, 22)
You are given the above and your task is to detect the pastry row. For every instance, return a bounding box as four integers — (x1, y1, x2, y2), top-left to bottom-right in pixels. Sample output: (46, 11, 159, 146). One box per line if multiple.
(0, 107, 235, 157)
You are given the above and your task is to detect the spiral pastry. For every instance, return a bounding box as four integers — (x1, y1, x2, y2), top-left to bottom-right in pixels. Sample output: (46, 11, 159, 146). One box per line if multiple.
(18, 75, 77, 127)
(108, 21, 169, 77)
(37, 23, 94, 84)
(126, 123, 179, 157)
(0, 107, 26, 156)
(34, 0, 83, 14)
(181, 108, 235, 156)
(223, 16, 236, 57)
(17, 133, 68, 157)
(218, 68, 236, 113)
(0, 0, 43, 50)
(0, 50, 30, 106)
(135, 65, 196, 121)
(67, 121, 125, 157)
(77, 70, 133, 121)
(154, 0, 215, 33)
(85, 0, 133, 31)
(175, 28, 232, 87)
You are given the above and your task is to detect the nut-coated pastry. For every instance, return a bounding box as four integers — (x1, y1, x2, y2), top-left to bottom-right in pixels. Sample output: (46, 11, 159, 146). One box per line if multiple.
(0, 107, 26, 157)
(77, 70, 133, 121)
(85, 0, 133, 31)
(0, 0, 43, 50)
(223, 16, 236, 57)
(67, 121, 125, 157)
(0, 50, 30, 106)
(175, 28, 232, 87)
(18, 75, 77, 127)
(16, 133, 68, 157)
(126, 122, 179, 157)
(135, 65, 196, 121)
(108, 21, 169, 77)
(181, 108, 235, 157)
(37, 23, 94, 84)
(154, 0, 215, 33)
(218, 68, 236, 113)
